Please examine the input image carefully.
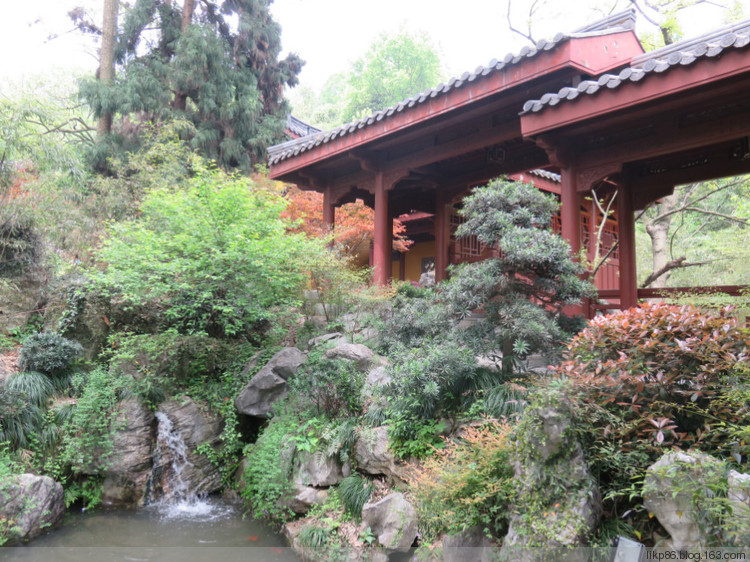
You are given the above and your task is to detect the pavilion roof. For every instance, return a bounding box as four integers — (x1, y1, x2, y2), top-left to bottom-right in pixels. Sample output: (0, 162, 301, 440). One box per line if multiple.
(522, 18, 750, 115)
(267, 10, 638, 166)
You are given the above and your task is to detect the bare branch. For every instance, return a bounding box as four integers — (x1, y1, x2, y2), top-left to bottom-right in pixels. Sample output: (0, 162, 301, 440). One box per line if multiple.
(682, 206, 750, 225)
(506, 0, 536, 45)
(640, 256, 714, 288)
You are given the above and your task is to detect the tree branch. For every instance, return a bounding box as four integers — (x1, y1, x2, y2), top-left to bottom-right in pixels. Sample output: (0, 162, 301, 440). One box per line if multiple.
(640, 256, 713, 288)
(506, 0, 536, 45)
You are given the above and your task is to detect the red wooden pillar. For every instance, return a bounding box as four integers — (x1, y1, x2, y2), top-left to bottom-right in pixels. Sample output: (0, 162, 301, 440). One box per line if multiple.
(323, 186, 335, 246)
(373, 171, 392, 285)
(560, 167, 581, 255)
(617, 185, 638, 310)
(434, 190, 450, 283)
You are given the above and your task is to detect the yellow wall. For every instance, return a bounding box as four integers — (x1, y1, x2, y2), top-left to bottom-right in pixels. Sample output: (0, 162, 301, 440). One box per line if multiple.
(392, 241, 436, 283)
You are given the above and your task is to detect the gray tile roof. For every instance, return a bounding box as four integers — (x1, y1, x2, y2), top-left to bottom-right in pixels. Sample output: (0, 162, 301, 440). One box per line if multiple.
(522, 18, 750, 115)
(268, 10, 637, 166)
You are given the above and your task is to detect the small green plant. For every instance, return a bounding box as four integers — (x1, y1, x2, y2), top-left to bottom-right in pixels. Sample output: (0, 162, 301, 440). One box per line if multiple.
(359, 526, 376, 546)
(18, 332, 82, 378)
(338, 474, 373, 521)
(298, 524, 330, 548)
(388, 415, 446, 460)
(289, 351, 365, 418)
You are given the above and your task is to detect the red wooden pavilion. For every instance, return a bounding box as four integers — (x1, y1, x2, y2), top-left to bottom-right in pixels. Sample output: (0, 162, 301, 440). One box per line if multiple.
(269, 10, 750, 317)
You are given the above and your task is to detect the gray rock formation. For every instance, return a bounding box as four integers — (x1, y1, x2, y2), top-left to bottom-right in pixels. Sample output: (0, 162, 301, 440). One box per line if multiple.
(0, 473, 65, 544)
(354, 426, 409, 484)
(294, 450, 350, 488)
(501, 392, 600, 558)
(149, 398, 223, 501)
(444, 526, 496, 562)
(281, 484, 330, 515)
(643, 451, 722, 550)
(99, 397, 155, 506)
(361, 492, 418, 551)
(235, 347, 306, 418)
(324, 343, 375, 371)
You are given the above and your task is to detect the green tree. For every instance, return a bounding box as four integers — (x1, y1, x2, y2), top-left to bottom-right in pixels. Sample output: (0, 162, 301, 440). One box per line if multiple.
(342, 30, 444, 122)
(78, 0, 303, 170)
(443, 178, 594, 374)
(90, 164, 325, 339)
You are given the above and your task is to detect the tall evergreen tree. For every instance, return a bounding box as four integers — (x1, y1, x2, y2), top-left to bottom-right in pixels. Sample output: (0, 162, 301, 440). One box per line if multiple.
(79, 0, 303, 170)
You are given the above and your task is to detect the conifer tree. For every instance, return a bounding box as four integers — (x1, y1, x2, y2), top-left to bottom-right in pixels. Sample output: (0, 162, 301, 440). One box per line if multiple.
(78, 0, 303, 170)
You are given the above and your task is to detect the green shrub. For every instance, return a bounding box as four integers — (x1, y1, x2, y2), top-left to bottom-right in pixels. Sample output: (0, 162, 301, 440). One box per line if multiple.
(378, 286, 452, 353)
(4, 372, 54, 407)
(18, 332, 82, 378)
(60, 367, 126, 474)
(91, 168, 323, 339)
(241, 414, 297, 523)
(338, 474, 373, 521)
(561, 303, 750, 537)
(288, 351, 365, 418)
(408, 420, 514, 542)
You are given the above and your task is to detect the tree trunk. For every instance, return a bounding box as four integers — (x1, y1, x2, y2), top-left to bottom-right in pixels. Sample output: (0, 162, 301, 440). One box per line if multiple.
(643, 193, 677, 288)
(96, 0, 119, 137)
(172, 0, 196, 112)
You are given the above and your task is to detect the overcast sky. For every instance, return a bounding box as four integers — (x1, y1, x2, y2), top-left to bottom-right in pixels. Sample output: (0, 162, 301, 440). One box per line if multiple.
(1, 0, 747, 92)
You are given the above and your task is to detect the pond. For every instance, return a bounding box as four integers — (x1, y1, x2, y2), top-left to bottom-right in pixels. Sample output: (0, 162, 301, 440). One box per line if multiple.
(0, 497, 298, 562)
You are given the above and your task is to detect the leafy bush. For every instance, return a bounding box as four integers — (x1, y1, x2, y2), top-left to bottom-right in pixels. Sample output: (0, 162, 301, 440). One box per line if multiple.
(91, 168, 323, 339)
(560, 303, 750, 536)
(18, 332, 82, 378)
(408, 420, 514, 542)
(289, 351, 365, 418)
(378, 285, 453, 353)
(60, 367, 126, 475)
(338, 474, 373, 521)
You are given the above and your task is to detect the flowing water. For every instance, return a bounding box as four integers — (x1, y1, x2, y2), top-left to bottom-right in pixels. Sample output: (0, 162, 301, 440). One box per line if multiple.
(0, 413, 298, 562)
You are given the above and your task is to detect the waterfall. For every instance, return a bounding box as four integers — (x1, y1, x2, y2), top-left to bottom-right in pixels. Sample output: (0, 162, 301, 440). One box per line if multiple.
(151, 411, 219, 519)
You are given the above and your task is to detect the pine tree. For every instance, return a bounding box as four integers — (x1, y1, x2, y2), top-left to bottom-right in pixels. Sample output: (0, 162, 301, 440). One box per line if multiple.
(79, 0, 303, 170)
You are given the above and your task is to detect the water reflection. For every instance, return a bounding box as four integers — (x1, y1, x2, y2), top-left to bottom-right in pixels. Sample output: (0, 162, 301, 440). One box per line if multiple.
(0, 498, 298, 562)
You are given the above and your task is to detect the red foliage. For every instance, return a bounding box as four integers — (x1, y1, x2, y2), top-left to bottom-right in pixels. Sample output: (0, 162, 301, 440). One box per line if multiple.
(281, 186, 412, 256)
(560, 303, 750, 453)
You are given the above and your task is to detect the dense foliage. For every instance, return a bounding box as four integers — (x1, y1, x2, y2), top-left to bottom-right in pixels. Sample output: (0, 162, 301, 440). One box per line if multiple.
(92, 168, 319, 339)
(560, 303, 750, 538)
(79, 0, 302, 169)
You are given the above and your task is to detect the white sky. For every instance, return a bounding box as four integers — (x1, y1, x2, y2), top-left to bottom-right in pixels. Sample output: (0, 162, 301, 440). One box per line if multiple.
(1, 0, 747, 92)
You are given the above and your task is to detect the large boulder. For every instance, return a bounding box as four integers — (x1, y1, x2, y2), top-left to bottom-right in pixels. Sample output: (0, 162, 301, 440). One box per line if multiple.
(443, 526, 496, 562)
(98, 397, 155, 506)
(0, 473, 65, 544)
(354, 426, 409, 484)
(500, 391, 600, 559)
(643, 451, 722, 550)
(294, 450, 350, 488)
(361, 492, 418, 551)
(235, 347, 306, 418)
(324, 343, 375, 372)
(149, 398, 223, 501)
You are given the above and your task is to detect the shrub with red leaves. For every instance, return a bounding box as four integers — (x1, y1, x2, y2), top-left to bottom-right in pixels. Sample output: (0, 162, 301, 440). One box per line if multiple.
(558, 303, 750, 540)
(562, 303, 750, 454)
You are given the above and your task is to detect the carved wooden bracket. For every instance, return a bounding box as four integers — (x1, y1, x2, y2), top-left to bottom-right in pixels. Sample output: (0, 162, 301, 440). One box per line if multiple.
(576, 162, 623, 192)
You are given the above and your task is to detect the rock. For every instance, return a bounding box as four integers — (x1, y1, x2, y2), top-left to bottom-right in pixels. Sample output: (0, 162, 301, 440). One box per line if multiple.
(361, 492, 418, 551)
(500, 391, 600, 558)
(281, 485, 330, 515)
(728, 470, 750, 545)
(307, 332, 345, 349)
(324, 343, 375, 372)
(150, 398, 223, 500)
(98, 397, 155, 506)
(643, 451, 723, 551)
(294, 450, 350, 487)
(235, 347, 306, 418)
(444, 526, 496, 562)
(0, 473, 65, 544)
(354, 426, 409, 484)
(363, 366, 391, 398)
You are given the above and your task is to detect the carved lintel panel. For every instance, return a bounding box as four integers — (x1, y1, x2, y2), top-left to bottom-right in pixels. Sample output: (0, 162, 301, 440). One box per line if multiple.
(535, 135, 571, 168)
(576, 162, 623, 192)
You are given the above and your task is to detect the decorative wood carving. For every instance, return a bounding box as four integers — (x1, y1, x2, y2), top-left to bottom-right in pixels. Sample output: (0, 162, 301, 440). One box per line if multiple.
(576, 162, 623, 192)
